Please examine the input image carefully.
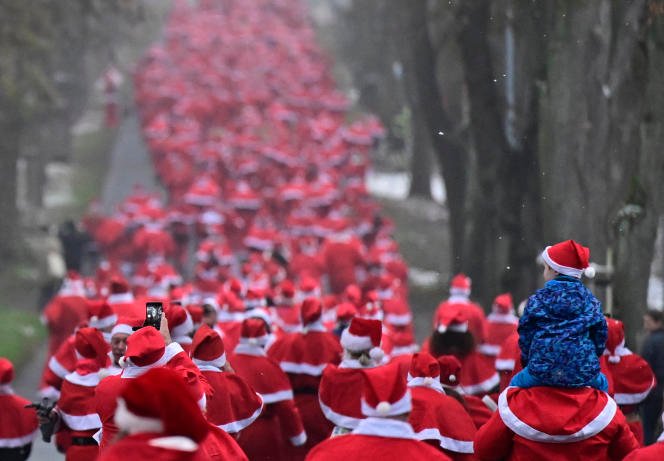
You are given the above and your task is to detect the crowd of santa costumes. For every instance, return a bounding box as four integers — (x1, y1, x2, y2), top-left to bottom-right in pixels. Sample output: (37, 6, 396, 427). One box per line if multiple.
(2, 0, 664, 460)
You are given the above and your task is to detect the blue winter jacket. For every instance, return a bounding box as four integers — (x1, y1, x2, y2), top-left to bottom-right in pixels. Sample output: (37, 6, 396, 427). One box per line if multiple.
(518, 275, 607, 387)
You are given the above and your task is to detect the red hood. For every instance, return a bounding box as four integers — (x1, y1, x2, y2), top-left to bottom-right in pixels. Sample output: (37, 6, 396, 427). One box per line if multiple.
(499, 387, 616, 442)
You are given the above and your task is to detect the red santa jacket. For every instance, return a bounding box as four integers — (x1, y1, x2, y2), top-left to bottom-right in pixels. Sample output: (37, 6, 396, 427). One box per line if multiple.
(197, 367, 263, 434)
(495, 333, 522, 392)
(433, 297, 487, 345)
(96, 432, 209, 461)
(305, 417, 451, 460)
(459, 351, 500, 396)
(478, 313, 518, 357)
(43, 293, 90, 357)
(474, 386, 639, 461)
(321, 235, 365, 294)
(624, 437, 664, 461)
(408, 384, 477, 460)
(318, 359, 371, 430)
(107, 292, 142, 326)
(0, 387, 39, 450)
(40, 335, 77, 399)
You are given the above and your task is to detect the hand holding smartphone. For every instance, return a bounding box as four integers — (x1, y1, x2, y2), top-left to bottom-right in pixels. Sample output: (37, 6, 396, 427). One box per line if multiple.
(144, 302, 163, 330)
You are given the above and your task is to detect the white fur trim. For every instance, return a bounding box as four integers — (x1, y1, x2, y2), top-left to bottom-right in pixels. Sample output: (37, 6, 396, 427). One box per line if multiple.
(260, 389, 294, 404)
(340, 328, 374, 352)
(339, 358, 372, 369)
(90, 314, 118, 330)
(602, 342, 631, 358)
(218, 394, 263, 433)
(487, 312, 518, 324)
(319, 399, 365, 429)
(65, 371, 100, 387)
(498, 387, 617, 442)
(448, 293, 470, 302)
(60, 410, 102, 431)
(234, 343, 266, 356)
(121, 343, 184, 378)
(478, 344, 501, 356)
(385, 313, 412, 326)
(461, 372, 500, 395)
(437, 322, 468, 333)
(353, 417, 417, 440)
(173, 335, 193, 345)
(415, 428, 474, 453)
(390, 344, 419, 357)
(482, 395, 498, 412)
(171, 313, 194, 339)
(193, 352, 227, 370)
(279, 361, 328, 376)
(239, 335, 270, 347)
(0, 430, 40, 448)
(407, 376, 444, 394)
(108, 292, 135, 304)
(39, 385, 60, 400)
(115, 398, 164, 434)
(48, 356, 70, 379)
(614, 378, 656, 405)
(495, 358, 516, 371)
(541, 247, 584, 278)
(302, 320, 326, 333)
(92, 429, 102, 444)
(290, 431, 307, 446)
(148, 436, 198, 452)
(361, 391, 412, 417)
(0, 384, 13, 395)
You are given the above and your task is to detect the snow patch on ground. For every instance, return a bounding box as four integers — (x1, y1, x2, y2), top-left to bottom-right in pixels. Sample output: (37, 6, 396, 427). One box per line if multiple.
(366, 169, 446, 204)
(409, 267, 441, 288)
(43, 162, 74, 208)
(648, 276, 664, 310)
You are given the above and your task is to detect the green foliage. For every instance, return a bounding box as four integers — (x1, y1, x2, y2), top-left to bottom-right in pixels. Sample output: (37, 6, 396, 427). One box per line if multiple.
(0, 308, 46, 364)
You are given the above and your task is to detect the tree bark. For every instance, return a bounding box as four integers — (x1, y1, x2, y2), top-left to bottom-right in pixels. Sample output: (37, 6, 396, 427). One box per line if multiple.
(0, 120, 22, 260)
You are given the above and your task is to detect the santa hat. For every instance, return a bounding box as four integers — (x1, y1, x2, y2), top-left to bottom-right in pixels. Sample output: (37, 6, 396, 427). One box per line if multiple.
(244, 288, 266, 310)
(74, 327, 110, 365)
(87, 300, 118, 330)
(436, 305, 469, 334)
(109, 275, 130, 294)
(389, 330, 419, 356)
(407, 353, 442, 390)
(336, 302, 357, 324)
(298, 276, 321, 298)
(240, 318, 270, 347)
(492, 293, 514, 314)
(340, 317, 384, 361)
(0, 357, 14, 385)
(604, 318, 628, 363)
(122, 327, 166, 367)
(191, 324, 226, 369)
(186, 305, 204, 328)
(450, 273, 471, 297)
(300, 297, 322, 326)
(277, 280, 296, 304)
(361, 363, 412, 417)
(343, 284, 362, 306)
(166, 304, 194, 344)
(541, 240, 595, 278)
(115, 367, 209, 445)
(437, 355, 462, 387)
(383, 298, 412, 327)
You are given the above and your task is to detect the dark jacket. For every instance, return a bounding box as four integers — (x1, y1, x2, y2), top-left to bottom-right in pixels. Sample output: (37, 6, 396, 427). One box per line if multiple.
(641, 329, 664, 389)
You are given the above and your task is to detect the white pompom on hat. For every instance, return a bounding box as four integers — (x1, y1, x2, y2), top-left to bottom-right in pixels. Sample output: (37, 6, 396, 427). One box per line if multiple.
(360, 362, 411, 418)
(340, 317, 384, 361)
(541, 240, 595, 279)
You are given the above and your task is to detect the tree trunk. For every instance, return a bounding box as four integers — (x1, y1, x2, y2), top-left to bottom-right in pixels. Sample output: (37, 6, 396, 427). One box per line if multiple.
(399, 0, 469, 271)
(408, 108, 434, 199)
(0, 120, 22, 260)
(614, 8, 664, 344)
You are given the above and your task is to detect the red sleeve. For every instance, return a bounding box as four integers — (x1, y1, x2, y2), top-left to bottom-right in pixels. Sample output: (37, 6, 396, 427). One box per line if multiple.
(474, 412, 514, 461)
(608, 414, 640, 461)
(272, 399, 306, 445)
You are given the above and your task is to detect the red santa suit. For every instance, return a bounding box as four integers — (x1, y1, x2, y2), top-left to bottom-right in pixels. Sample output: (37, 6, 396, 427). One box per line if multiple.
(97, 367, 211, 461)
(306, 363, 450, 461)
(57, 359, 105, 461)
(321, 231, 365, 294)
(0, 359, 39, 457)
(190, 325, 263, 433)
(623, 416, 664, 460)
(319, 317, 385, 433)
(107, 278, 142, 326)
(232, 318, 307, 461)
(601, 318, 656, 446)
(495, 332, 522, 392)
(43, 274, 90, 357)
(95, 328, 194, 448)
(267, 299, 343, 454)
(433, 274, 487, 345)
(474, 386, 639, 461)
(478, 293, 517, 358)
(407, 353, 477, 460)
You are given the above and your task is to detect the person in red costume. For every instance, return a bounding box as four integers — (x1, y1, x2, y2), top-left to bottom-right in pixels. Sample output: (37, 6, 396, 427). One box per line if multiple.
(305, 362, 451, 461)
(268, 298, 342, 458)
(433, 274, 488, 346)
(320, 224, 366, 294)
(232, 318, 307, 460)
(601, 317, 656, 445)
(478, 293, 517, 358)
(319, 317, 385, 435)
(407, 353, 477, 460)
(623, 413, 664, 460)
(0, 358, 39, 461)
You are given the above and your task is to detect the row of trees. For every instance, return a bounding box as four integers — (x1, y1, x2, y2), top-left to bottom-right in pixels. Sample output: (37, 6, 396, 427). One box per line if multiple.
(0, 1, 151, 261)
(320, 0, 664, 342)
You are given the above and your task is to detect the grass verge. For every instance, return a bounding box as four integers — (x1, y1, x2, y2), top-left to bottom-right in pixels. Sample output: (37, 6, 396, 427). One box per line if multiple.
(0, 308, 46, 364)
